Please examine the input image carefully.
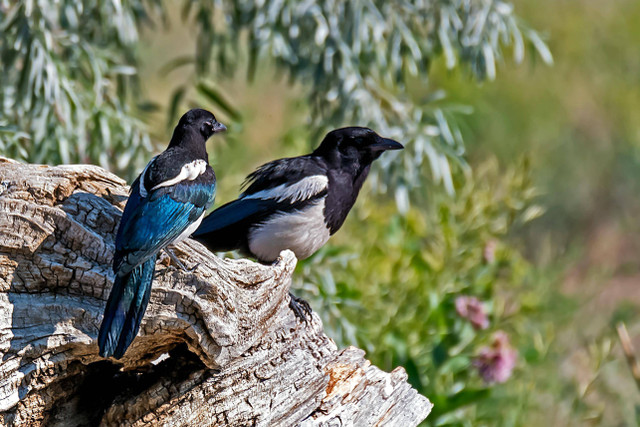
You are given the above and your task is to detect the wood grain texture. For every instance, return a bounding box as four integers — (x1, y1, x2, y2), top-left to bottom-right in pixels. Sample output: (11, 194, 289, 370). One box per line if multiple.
(0, 158, 432, 426)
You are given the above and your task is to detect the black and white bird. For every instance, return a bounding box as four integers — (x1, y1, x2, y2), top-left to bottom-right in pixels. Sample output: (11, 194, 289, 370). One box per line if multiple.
(191, 127, 403, 317)
(98, 108, 225, 359)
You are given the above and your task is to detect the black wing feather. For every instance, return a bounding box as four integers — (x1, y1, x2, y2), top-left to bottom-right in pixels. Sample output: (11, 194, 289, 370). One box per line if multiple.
(241, 156, 326, 196)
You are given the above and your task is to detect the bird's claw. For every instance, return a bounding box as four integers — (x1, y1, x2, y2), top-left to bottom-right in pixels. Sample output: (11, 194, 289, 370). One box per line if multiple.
(154, 268, 168, 278)
(163, 248, 198, 272)
(289, 293, 312, 323)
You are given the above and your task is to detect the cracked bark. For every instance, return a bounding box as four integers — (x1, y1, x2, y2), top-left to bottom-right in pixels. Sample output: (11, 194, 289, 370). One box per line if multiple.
(0, 157, 432, 426)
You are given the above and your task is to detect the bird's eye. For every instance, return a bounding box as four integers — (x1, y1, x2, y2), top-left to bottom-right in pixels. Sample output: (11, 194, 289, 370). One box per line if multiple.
(204, 121, 212, 128)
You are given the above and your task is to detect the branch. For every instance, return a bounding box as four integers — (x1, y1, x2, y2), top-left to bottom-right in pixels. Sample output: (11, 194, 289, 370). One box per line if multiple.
(0, 157, 432, 425)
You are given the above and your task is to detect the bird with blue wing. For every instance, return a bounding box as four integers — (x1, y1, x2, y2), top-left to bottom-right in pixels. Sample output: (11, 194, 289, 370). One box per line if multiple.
(98, 108, 226, 359)
(191, 127, 403, 320)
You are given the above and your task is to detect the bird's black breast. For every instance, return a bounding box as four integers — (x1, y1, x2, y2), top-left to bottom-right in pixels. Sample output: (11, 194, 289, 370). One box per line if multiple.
(323, 164, 371, 234)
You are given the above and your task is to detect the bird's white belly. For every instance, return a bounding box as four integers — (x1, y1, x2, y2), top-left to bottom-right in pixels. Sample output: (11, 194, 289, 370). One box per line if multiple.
(248, 199, 330, 262)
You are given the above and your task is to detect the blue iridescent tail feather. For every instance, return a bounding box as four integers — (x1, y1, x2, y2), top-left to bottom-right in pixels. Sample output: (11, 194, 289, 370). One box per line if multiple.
(98, 255, 156, 358)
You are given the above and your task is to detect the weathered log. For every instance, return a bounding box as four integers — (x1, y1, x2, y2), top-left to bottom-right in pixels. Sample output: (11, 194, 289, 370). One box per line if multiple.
(0, 157, 432, 426)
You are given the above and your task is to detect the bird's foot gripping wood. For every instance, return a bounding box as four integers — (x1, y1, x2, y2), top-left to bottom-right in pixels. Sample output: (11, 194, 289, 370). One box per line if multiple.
(163, 247, 199, 272)
(289, 292, 313, 323)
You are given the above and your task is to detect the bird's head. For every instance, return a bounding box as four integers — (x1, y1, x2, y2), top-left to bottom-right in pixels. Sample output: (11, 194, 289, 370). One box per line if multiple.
(313, 127, 404, 165)
(178, 108, 227, 139)
(169, 109, 227, 152)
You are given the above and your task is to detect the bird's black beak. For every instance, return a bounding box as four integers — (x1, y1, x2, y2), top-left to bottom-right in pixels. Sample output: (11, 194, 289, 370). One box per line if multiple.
(212, 122, 227, 134)
(370, 138, 404, 152)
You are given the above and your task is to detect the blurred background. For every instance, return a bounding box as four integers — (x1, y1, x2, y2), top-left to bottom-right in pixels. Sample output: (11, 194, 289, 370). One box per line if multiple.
(2, 0, 640, 424)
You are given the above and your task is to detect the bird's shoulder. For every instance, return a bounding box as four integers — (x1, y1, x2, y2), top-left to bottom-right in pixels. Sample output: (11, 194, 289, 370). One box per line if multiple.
(242, 155, 328, 196)
(147, 148, 204, 186)
(132, 148, 213, 199)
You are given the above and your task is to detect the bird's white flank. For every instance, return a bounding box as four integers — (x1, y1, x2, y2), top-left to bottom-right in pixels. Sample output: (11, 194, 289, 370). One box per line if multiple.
(175, 211, 205, 243)
(151, 159, 208, 191)
(243, 175, 328, 204)
(248, 198, 331, 261)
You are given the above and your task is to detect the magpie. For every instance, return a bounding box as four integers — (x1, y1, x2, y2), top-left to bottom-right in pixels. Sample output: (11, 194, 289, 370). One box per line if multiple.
(191, 127, 403, 319)
(98, 108, 226, 359)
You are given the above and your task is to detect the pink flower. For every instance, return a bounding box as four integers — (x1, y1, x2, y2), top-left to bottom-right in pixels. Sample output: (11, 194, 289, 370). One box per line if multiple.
(473, 331, 517, 384)
(455, 296, 489, 330)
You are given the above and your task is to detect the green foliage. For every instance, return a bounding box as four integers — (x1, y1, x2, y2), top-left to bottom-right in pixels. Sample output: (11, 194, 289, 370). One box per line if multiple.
(297, 158, 543, 423)
(1, 0, 551, 191)
(0, 0, 156, 177)
(169, 0, 553, 197)
(427, 2, 640, 423)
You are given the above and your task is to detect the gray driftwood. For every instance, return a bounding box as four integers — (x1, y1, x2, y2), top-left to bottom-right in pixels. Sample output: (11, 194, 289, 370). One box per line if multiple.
(0, 157, 432, 426)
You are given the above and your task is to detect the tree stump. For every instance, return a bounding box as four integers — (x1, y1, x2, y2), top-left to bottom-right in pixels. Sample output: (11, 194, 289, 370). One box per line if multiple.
(0, 157, 432, 426)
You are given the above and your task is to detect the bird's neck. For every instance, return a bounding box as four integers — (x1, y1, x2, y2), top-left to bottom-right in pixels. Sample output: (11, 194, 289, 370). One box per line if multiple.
(168, 129, 209, 161)
(350, 163, 371, 199)
(345, 156, 372, 184)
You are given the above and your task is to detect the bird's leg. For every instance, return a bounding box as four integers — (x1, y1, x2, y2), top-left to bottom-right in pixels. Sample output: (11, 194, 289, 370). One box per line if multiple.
(163, 248, 187, 271)
(163, 248, 199, 272)
(289, 292, 312, 323)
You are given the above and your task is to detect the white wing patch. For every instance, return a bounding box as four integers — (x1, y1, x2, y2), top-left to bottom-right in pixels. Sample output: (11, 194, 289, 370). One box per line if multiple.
(151, 159, 208, 192)
(243, 175, 328, 203)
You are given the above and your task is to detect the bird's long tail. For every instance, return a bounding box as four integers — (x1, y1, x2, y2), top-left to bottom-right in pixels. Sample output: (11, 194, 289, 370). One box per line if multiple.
(98, 255, 157, 359)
